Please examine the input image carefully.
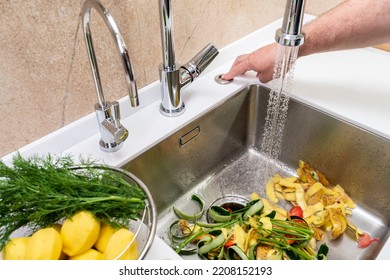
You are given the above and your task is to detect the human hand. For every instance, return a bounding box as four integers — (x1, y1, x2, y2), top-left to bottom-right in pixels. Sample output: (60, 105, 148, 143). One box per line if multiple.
(222, 43, 278, 83)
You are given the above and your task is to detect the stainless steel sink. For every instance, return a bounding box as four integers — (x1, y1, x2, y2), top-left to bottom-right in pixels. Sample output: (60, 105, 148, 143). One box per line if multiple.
(121, 84, 390, 260)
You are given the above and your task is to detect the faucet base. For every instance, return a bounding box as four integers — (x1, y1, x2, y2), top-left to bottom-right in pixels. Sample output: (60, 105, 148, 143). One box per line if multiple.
(159, 103, 185, 117)
(99, 139, 125, 152)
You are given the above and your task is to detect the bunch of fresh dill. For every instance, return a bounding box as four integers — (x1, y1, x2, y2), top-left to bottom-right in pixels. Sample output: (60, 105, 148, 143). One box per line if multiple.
(0, 153, 147, 251)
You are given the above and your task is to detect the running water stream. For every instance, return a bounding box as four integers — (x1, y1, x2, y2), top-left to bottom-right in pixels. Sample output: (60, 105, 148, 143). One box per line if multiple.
(260, 44, 300, 181)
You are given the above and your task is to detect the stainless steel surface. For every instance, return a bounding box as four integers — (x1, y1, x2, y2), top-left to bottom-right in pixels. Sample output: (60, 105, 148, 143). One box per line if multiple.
(122, 84, 390, 260)
(275, 0, 306, 46)
(81, 0, 139, 152)
(158, 0, 219, 117)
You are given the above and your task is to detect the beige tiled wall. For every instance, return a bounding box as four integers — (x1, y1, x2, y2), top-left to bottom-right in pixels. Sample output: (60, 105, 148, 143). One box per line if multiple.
(0, 0, 342, 157)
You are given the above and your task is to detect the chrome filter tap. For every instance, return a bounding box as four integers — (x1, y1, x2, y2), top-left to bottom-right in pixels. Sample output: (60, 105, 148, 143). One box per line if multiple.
(81, 0, 139, 152)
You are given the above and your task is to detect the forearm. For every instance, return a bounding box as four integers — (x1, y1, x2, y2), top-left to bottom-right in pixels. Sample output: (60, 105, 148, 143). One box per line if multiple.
(299, 0, 390, 57)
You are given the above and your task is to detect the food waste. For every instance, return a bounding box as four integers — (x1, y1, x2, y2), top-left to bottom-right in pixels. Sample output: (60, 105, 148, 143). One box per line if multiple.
(169, 161, 379, 260)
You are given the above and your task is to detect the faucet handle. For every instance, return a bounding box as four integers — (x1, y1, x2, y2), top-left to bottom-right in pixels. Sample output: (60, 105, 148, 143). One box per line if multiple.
(107, 101, 128, 143)
(110, 101, 121, 128)
(101, 119, 128, 142)
(95, 101, 128, 152)
(181, 43, 219, 80)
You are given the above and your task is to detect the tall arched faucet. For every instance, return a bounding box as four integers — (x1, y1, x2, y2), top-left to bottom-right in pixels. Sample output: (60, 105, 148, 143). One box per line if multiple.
(159, 0, 219, 117)
(81, 0, 139, 152)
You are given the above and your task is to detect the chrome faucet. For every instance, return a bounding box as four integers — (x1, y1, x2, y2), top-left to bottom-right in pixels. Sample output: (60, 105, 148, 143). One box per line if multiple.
(158, 0, 219, 117)
(275, 0, 306, 46)
(81, 0, 139, 152)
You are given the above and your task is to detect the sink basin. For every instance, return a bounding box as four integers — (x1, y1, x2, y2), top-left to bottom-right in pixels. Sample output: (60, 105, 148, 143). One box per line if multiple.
(121, 84, 390, 260)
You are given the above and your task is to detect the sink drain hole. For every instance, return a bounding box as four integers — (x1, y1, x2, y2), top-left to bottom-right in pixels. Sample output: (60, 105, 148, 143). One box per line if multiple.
(219, 202, 245, 212)
(207, 195, 249, 223)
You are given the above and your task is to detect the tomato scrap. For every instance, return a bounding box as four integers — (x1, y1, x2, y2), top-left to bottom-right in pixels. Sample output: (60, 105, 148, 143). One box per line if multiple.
(289, 206, 303, 219)
(285, 210, 307, 245)
(357, 232, 379, 248)
(224, 237, 236, 248)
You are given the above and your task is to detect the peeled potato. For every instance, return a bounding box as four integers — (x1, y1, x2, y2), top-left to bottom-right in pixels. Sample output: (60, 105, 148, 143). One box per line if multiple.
(3, 237, 30, 260)
(104, 228, 138, 260)
(60, 211, 100, 256)
(25, 227, 62, 260)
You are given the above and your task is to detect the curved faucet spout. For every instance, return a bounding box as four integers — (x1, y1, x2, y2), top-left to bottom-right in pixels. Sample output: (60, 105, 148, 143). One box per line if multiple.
(81, 0, 139, 152)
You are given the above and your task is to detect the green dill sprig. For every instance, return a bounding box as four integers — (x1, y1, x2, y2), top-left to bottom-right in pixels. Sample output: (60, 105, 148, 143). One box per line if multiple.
(0, 153, 146, 251)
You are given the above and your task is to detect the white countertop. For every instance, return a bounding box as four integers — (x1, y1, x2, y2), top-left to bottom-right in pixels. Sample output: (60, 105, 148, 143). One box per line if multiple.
(2, 16, 390, 260)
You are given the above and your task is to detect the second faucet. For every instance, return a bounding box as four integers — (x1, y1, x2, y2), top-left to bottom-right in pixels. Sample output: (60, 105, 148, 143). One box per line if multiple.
(158, 0, 219, 117)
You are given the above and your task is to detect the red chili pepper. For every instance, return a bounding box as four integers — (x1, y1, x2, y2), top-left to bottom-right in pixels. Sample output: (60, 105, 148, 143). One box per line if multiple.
(357, 232, 379, 248)
(289, 206, 303, 218)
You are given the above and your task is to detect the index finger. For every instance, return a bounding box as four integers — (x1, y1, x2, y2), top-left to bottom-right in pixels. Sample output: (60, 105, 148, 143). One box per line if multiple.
(222, 57, 251, 80)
